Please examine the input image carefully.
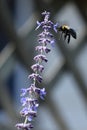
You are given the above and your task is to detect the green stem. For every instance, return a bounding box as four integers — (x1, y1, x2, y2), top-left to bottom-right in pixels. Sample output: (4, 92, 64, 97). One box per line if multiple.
(24, 116, 28, 124)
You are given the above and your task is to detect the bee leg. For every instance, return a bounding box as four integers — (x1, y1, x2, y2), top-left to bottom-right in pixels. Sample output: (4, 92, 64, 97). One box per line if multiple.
(67, 34, 70, 44)
(64, 33, 67, 40)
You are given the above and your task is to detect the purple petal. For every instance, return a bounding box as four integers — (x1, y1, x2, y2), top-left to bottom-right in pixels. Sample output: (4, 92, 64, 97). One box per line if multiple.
(53, 23, 59, 32)
(35, 21, 41, 30)
(45, 47, 51, 53)
(20, 88, 27, 96)
(27, 115, 33, 122)
(27, 109, 37, 121)
(50, 39, 55, 47)
(20, 97, 27, 106)
(35, 87, 46, 100)
(20, 107, 29, 116)
(15, 123, 33, 130)
(28, 110, 37, 118)
(40, 88, 46, 100)
(36, 74, 43, 83)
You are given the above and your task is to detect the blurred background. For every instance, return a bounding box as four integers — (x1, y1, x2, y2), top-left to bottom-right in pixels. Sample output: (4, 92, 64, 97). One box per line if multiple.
(0, 0, 87, 130)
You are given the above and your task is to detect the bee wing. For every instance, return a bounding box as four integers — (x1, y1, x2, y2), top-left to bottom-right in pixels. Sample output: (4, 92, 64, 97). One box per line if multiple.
(70, 28, 77, 39)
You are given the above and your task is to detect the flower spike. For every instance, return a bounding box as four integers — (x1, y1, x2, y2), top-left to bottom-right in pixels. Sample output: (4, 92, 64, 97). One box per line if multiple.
(16, 11, 57, 130)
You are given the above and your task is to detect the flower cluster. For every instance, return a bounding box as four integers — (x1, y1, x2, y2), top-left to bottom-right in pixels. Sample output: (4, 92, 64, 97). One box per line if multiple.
(15, 11, 58, 130)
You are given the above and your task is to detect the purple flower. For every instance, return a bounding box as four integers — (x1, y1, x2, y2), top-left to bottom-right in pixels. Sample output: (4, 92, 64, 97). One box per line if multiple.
(44, 47, 51, 53)
(20, 97, 38, 107)
(35, 46, 51, 53)
(20, 87, 33, 97)
(20, 107, 29, 116)
(38, 37, 53, 45)
(42, 11, 50, 16)
(35, 46, 50, 53)
(35, 88, 46, 100)
(34, 54, 48, 63)
(42, 21, 53, 30)
(20, 107, 37, 117)
(36, 20, 53, 31)
(36, 11, 58, 33)
(28, 73, 43, 83)
(37, 28, 56, 46)
(30, 103, 39, 112)
(15, 123, 33, 130)
(38, 31, 53, 39)
(31, 64, 44, 72)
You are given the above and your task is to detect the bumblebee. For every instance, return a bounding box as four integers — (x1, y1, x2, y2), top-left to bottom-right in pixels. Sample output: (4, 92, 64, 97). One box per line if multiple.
(58, 25, 77, 43)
